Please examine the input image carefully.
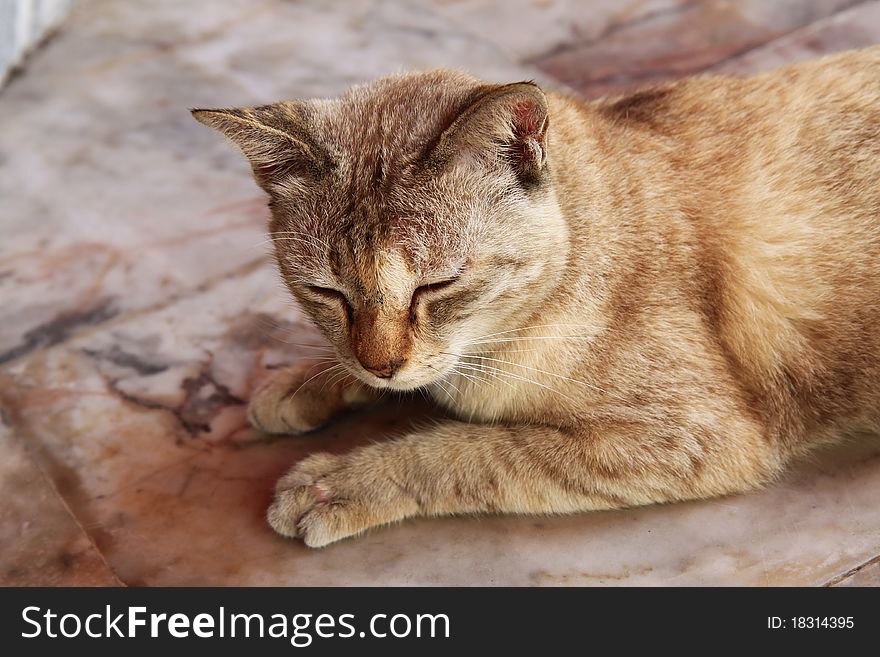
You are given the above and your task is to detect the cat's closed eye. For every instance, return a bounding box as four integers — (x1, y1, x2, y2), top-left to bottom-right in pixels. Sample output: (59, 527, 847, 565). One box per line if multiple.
(307, 284, 346, 300)
(412, 277, 460, 304)
(306, 285, 352, 317)
(409, 277, 461, 323)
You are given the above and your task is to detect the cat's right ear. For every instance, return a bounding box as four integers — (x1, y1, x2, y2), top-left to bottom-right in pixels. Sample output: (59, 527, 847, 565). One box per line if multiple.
(191, 104, 332, 190)
(424, 82, 550, 186)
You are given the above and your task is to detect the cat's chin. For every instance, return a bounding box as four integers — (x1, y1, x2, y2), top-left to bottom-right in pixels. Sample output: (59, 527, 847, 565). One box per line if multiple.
(355, 368, 452, 393)
(364, 377, 437, 393)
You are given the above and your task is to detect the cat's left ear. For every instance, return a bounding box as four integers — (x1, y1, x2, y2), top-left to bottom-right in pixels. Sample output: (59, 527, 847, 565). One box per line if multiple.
(191, 103, 332, 191)
(425, 81, 549, 185)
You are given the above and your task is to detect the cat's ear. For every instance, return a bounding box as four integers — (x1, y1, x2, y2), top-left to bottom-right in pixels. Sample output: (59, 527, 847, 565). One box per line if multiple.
(425, 82, 549, 185)
(191, 103, 332, 190)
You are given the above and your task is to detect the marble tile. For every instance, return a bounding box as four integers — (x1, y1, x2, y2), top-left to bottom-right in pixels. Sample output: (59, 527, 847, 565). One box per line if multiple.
(712, 1, 880, 75)
(0, 420, 120, 586)
(534, 0, 864, 98)
(172, 0, 554, 101)
(2, 0, 879, 586)
(0, 268, 437, 585)
(427, 0, 685, 61)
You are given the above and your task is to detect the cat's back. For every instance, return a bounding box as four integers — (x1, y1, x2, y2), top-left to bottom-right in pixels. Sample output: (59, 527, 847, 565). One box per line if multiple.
(579, 47, 879, 242)
(593, 46, 880, 162)
(582, 47, 880, 441)
(686, 47, 880, 439)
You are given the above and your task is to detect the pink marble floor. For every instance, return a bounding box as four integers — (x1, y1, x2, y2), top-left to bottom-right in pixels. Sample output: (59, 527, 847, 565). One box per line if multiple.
(1, 0, 879, 586)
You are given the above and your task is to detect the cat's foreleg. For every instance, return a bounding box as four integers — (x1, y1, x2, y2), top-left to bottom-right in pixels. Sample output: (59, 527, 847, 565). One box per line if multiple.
(268, 419, 780, 547)
(248, 362, 379, 434)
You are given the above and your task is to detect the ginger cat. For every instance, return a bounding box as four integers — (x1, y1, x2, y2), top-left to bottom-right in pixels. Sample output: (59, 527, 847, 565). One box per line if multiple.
(193, 47, 880, 547)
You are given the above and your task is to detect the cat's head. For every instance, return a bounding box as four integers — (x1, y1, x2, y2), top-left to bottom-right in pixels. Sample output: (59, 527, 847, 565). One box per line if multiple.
(193, 70, 569, 390)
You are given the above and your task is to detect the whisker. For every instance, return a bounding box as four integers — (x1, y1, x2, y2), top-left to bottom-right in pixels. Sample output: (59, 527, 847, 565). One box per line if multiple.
(330, 368, 356, 390)
(463, 335, 600, 346)
(441, 373, 464, 398)
(481, 347, 545, 353)
(429, 378, 457, 405)
(263, 334, 334, 350)
(287, 363, 342, 401)
(455, 360, 526, 388)
(458, 352, 629, 404)
(425, 363, 458, 404)
(453, 363, 517, 392)
(469, 323, 606, 342)
(332, 372, 356, 394)
(320, 366, 351, 394)
(450, 366, 490, 390)
(287, 342, 334, 350)
(285, 355, 338, 364)
(453, 361, 575, 402)
(453, 368, 501, 395)
(249, 316, 333, 349)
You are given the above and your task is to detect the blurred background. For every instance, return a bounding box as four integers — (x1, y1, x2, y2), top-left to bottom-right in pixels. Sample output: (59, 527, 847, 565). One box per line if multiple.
(1, 0, 879, 586)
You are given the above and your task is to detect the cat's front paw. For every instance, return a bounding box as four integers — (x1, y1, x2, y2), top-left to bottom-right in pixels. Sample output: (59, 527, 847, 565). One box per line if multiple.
(247, 364, 343, 435)
(267, 451, 417, 547)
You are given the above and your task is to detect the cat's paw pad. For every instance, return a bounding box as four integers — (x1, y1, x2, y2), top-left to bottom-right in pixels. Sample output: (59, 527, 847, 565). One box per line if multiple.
(267, 452, 409, 548)
(247, 365, 338, 435)
(267, 453, 354, 547)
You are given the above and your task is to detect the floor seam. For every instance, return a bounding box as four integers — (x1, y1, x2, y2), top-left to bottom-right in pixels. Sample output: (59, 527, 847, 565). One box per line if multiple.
(7, 426, 127, 587)
(823, 553, 880, 587)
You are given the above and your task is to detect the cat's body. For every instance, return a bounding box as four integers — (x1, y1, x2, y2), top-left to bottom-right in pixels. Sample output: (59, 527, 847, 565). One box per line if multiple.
(194, 47, 880, 547)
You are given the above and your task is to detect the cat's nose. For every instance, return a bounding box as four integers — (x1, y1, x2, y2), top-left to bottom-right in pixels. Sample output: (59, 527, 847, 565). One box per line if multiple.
(358, 356, 406, 379)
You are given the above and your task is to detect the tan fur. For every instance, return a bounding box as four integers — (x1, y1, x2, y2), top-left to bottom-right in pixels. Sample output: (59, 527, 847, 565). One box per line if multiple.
(193, 47, 880, 547)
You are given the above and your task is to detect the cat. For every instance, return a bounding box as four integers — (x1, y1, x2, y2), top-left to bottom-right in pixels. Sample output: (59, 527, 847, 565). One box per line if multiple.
(192, 46, 880, 547)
